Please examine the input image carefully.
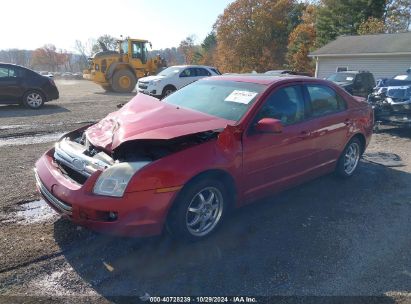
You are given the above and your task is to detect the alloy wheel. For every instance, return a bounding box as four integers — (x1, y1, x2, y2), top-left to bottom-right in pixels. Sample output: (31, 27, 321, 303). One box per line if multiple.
(186, 187, 224, 237)
(26, 93, 43, 108)
(344, 142, 360, 175)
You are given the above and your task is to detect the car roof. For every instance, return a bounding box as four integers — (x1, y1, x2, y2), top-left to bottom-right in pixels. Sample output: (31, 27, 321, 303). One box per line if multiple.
(206, 74, 310, 85)
(169, 65, 216, 69)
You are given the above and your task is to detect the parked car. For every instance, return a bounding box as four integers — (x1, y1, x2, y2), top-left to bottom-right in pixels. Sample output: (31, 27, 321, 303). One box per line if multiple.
(136, 65, 221, 99)
(326, 71, 376, 98)
(0, 63, 59, 109)
(35, 75, 373, 241)
(368, 71, 411, 128)
(39, 71, 54, 78)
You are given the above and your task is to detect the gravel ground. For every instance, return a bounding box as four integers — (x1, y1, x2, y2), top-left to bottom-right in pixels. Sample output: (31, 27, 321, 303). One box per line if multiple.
(0, 80, 410, 303)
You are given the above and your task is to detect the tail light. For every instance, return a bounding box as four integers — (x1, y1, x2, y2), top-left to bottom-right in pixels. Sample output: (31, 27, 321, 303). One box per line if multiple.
(49, 78, 56, 86)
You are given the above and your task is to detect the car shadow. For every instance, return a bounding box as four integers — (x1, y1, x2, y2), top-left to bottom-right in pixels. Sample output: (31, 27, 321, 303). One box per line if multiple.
(0, 104, 70, 118)
(54, 161, 410, 300)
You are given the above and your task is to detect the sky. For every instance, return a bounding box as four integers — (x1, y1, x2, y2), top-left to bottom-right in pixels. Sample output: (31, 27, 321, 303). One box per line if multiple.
(1, 0, 234, 52)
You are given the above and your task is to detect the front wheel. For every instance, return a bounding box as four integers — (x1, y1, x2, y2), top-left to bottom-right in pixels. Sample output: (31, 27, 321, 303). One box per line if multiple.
(167, 178, 228, 242)
(336, 137, 362, 178)
(161, 86, 176, 99)
(23, 91, 45, 109)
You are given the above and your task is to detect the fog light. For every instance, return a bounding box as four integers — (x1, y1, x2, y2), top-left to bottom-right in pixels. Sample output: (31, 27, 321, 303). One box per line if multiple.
(108, 212, 118, 221)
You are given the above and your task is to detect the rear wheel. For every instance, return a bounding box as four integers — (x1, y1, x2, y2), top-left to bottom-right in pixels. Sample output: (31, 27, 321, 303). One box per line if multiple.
(23, 91, 45, 109)
(111, 69, 136, 93)
(167, 178, 228, 242)
(336, 137, 362, 178)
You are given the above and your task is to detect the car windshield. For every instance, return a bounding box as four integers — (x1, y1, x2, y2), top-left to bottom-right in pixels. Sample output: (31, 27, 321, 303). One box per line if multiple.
(327, 73, 356, 82)
(158, 67, 182, 77)
(163, 80, 266, 122)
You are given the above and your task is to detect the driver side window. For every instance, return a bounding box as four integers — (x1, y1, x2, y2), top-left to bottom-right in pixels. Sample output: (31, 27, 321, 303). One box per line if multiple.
(256, 85, 305, 126)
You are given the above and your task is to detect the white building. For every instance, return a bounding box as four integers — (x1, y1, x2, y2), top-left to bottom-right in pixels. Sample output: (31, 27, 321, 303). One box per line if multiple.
(309, 32, 411, 80)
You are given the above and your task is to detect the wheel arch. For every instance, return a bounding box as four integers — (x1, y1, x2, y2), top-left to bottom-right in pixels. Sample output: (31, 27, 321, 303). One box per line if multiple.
(162, 84, 177, 92)
(22, 88, 47, 102)
(107, 62, 135, 80)
(350, 133, 366, 155)
(169, 169, 238, 214)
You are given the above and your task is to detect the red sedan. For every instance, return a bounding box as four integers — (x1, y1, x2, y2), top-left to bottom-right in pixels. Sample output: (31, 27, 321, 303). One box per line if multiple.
(34, 75, 373, 241)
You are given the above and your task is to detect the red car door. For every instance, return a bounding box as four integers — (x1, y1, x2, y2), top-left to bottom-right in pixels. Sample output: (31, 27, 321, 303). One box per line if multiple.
(304, 84, 350, 166)
(241, 84, 319, 202)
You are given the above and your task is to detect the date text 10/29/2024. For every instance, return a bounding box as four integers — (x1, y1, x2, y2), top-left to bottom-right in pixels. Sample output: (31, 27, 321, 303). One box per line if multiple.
(147, 296, 257, 303)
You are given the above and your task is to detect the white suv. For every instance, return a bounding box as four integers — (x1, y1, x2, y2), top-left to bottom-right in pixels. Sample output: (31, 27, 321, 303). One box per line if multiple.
(136, 65, 221, 99)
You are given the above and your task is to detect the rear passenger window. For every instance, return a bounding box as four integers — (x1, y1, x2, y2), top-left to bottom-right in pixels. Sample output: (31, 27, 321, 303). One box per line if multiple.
(306, 85, 346, 117)
(196, 68, 211, 76)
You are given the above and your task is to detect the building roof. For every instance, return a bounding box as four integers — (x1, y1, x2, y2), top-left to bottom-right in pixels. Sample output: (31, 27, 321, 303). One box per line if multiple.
(310, 32, 411, 57)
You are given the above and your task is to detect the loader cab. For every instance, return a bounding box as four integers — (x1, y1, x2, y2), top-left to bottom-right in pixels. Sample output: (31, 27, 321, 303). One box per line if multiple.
(119, 39, 149, 65)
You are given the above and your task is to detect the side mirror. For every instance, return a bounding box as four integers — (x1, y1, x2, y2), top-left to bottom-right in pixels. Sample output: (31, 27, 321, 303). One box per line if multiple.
(255, 118, 283, 133)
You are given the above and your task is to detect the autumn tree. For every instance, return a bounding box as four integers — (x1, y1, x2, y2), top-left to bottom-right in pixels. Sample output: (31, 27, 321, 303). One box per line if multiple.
(384, 0, 411, 33)
(287, 5, 317, 74)
(178, 35, 202, 64)
(31, 44, 67, 71)
(215, 0, 296, 73)
(316, 0, 386, 46)
(358, 17, 385, 34)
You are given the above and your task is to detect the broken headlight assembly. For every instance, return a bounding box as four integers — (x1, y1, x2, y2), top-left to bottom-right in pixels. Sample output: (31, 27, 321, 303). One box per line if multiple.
(93, 161, 150, 197)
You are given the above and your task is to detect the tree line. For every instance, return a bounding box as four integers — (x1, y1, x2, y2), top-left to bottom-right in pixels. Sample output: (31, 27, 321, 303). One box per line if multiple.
(181, 0, 410, 75)
(0, 0, 409, 74)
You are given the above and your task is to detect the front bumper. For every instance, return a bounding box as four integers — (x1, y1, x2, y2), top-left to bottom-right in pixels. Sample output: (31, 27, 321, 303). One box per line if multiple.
(35, 149, 178, 237)
(136, 83, 161, 98)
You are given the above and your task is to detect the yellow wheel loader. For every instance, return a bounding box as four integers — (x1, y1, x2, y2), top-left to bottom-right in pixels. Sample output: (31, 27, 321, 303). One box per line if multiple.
(83, 38, 166, 93)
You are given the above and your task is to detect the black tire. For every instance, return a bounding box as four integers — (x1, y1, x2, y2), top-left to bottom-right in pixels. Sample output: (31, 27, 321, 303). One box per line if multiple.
(167, 178, 229, 242)
(23, 90, 45, 109)
(111, 69, 136, 93)
(336, 137, 362, 178)
(161, 85, 176, 99)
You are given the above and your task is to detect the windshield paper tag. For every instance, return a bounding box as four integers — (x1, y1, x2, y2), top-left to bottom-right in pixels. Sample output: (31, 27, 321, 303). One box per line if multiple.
(225, 90, 258, 104)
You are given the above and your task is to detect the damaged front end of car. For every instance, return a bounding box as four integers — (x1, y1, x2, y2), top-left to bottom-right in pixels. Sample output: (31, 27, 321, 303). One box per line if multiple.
(52, 127, 221, 192)
(368, 85, 411, 128)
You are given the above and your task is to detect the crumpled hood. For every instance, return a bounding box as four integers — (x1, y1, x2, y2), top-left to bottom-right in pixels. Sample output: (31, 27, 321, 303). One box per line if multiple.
(85, 94, 233, 151)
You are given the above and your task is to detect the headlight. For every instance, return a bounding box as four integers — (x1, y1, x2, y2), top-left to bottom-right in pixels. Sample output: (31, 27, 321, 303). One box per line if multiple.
(149, 80, 161, 86)
(93, 161, 150, 197)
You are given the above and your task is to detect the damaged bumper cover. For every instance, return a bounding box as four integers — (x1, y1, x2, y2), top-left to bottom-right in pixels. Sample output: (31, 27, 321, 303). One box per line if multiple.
(34, 133, 178, 237)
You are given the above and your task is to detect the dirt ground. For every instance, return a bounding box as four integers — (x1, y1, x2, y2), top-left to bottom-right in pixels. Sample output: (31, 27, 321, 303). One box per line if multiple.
(0, 80, 410, 303)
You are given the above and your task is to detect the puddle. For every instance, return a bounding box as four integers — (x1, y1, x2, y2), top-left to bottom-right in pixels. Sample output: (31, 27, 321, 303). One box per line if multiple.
(0, 132, 64, 147)
(1, 200, 59, 225)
